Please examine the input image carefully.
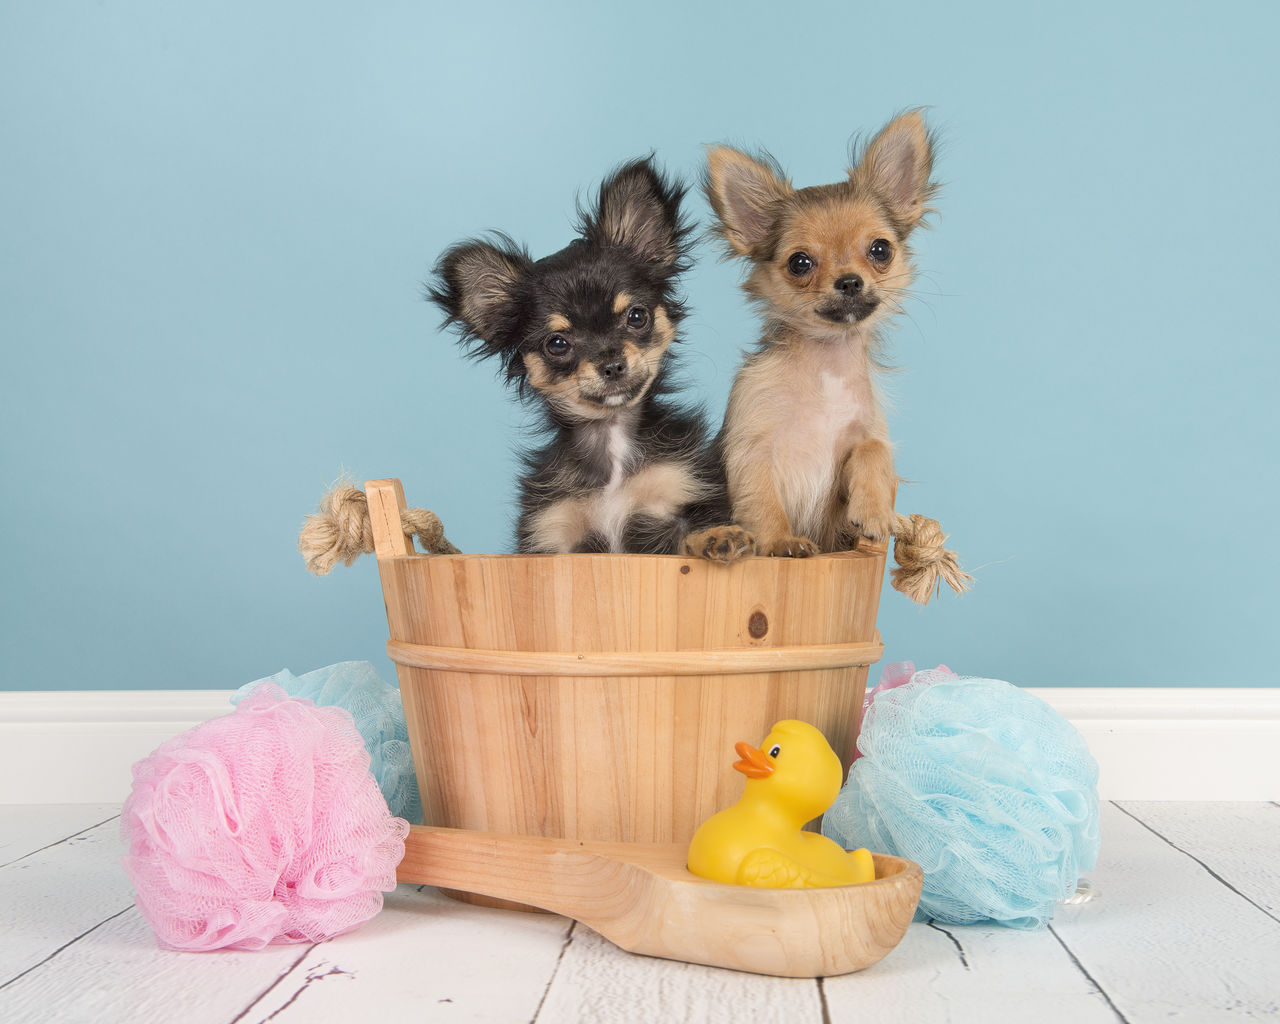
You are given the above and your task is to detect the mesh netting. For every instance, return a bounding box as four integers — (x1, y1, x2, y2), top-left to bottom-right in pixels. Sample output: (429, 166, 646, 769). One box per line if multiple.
(233, 661, 422, 824)
(122, 682, 410, 951)
(823, 666, 1100, 928)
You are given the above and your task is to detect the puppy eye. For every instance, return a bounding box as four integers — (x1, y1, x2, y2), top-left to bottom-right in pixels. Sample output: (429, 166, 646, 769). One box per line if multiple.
(769, 744, 781, 758)
(543, 335, 571, 358)
(786, 252, 814, 276)
(868, 239, 893, 264)
(626, 306, 649, 328)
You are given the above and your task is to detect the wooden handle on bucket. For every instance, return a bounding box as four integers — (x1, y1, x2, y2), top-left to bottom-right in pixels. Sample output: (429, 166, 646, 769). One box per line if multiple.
(365, 479, 413, 558)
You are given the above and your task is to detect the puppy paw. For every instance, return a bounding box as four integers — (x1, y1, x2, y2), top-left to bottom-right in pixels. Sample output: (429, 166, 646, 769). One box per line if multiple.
(845, 494, 894, 544)
(684, 526, 757, 563)
(763, 535, 820, 558)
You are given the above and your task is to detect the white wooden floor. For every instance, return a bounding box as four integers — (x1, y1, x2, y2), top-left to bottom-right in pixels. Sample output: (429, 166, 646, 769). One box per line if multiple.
(1, 802, 1277, 1023)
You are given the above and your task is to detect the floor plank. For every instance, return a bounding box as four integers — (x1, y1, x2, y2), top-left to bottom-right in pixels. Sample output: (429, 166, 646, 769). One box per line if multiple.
(244, 887, 572, 1023)
(534, 925, 824, 1024)
(1117, 801, 1280, 919)
(0, 908, 316, 1024)
(823, 919, 1119, 1023)
(1052, 802, 1280, 1022)
(2, 872, 571, 1023)
(0, 804, 121, 869)
(0, 815, 134, 985)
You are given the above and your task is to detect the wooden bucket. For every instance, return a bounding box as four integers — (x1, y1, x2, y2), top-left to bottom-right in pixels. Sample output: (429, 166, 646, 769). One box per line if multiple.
(366, 479, 887, 850)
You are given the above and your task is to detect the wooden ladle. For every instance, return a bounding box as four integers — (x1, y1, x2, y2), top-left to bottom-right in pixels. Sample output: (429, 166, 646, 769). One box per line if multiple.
(397, 825, 923, 978)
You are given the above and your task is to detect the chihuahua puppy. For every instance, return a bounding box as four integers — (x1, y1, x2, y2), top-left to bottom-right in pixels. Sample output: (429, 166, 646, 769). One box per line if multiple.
(694, 111, 936, 557)
(430, 158, 738, 556)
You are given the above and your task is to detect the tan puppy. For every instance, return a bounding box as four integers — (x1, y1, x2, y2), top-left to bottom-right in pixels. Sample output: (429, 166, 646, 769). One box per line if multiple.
(694, 111, 936, 557)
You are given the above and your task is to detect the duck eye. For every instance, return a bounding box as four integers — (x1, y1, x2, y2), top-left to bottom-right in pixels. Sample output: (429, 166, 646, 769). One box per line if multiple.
(868, 239, 893, 265)
(786, 252, 814, 276)
(626, 306, 649, 328)
(769, 745, 781, 758)
(543, 335, 571, 358)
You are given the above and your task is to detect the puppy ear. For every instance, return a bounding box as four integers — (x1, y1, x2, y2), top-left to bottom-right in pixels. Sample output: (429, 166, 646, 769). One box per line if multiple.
(850, 110, 937, 235)
(703, 145, 793, 257)
(428, 235, 531, 358)
(581, 157, 691, 269)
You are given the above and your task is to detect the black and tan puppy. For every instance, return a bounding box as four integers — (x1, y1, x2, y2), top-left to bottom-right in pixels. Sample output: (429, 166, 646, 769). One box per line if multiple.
(693, 111, 937, 557)
(430, 158, 741, 556)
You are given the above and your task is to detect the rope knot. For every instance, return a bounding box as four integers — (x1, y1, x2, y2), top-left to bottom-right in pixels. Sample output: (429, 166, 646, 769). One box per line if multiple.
(298, 482, 458, 576)
(890, 512, 972, 605)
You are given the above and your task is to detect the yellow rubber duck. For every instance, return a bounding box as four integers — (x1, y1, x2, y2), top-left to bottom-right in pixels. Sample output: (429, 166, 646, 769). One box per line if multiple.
(687, 719, 876, 888)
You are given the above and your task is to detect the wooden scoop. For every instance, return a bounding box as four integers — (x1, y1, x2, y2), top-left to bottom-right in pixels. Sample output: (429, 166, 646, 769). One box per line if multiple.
(397, 825, 922, 978)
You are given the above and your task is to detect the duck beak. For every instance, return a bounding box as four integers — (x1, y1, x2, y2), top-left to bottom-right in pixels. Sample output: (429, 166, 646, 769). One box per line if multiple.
(733, 741, 775, 779)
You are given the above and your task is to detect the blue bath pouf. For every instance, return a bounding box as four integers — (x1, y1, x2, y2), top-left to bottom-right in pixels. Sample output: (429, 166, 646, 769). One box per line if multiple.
(234, 661, 423, 824)
(823, 667, 1100, 928)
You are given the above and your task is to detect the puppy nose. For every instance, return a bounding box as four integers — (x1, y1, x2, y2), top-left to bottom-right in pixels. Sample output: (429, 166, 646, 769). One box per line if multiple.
(833, 274, 864, 295)
(600, 358, 627, 380)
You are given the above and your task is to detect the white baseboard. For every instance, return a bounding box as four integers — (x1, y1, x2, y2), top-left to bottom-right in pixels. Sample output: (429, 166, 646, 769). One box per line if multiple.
(1, 688, 1276, 805)
(1030, 688, 1279, 801)
(0, 690, 236, 806)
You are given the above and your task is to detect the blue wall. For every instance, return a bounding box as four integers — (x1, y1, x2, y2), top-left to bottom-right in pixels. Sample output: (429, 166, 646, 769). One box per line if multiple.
(3, 1, 1276, 691)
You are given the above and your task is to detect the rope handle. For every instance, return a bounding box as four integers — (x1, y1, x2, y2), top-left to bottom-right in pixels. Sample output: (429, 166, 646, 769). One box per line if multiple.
(887, 512, 972, 605)
(298, 480, 971, 603)
(298, 479, 459, 576)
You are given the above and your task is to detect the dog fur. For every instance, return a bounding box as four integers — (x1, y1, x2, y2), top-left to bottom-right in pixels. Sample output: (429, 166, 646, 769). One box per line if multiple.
(692, 111, 937, 558)
(430, 158, 743, 557)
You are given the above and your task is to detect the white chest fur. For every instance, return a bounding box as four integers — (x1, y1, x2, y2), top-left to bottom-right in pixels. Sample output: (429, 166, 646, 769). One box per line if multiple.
(593, 422, 637, 548)
(525, 423, 702, 553)
(775, 371, 866, 532)
(730, 340, 880, 539)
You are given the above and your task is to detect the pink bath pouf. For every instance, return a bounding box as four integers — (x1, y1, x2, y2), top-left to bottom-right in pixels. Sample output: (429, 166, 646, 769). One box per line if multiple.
(121, 682, 410, 951)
